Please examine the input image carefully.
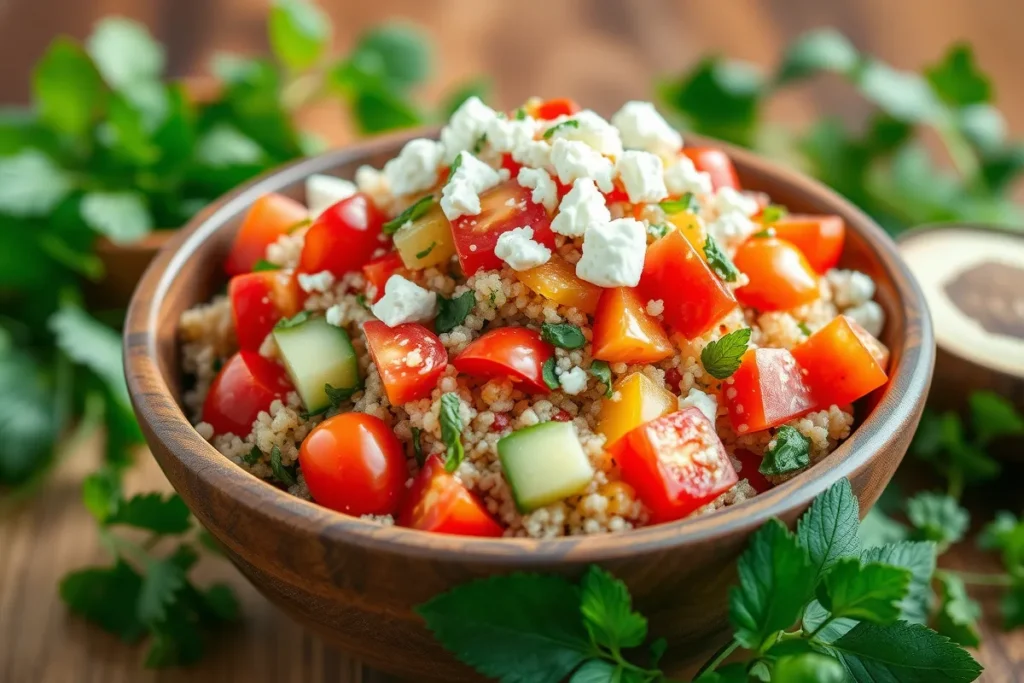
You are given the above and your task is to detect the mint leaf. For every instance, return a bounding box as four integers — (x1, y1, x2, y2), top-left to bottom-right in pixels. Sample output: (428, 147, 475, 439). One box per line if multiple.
(694, 663, 749, 683)
(435, 291, 476, 333)
(862, 541, 937, 625)
(195, 124, 266, 167)
(383, 194, 435, 234)
(268, 0, 331, 70)
(1001, 585, 1024, 630)
(579, 566, 647, 651)
(137, 558, 187, 625)
(569, 660, 616, 683)
(416, 573, 592, 683)
(351, 23, 432, 91)
(659, 193, 698, 215)
(107, 493, 192, 534)
(82, 468, 122, 523)
(80, 191, 154, 244)
(968, 390, 1024, 445)
(978, 511, 1018, 551)
(202, 583, 241, 623)
(49, 303, 130, 407)
(0, 150, 72, 217)
(828, 620, 982, 682)
(776, 29, 860, 83)
(759, 425, 810, 477)
(60, 561, 146, 642)
(796, 478, 861, 579)
(802, 599, 856, 644)
(925, 44, 991, 107)
(543, 358, 560, 391)
(589, 361, 613, 399)
(816, 558, 911, 624)
(269, 445, 296, 487)
(703, 234, 739, 283)
(541, 323, 586, 350)
(700, 328, 750, 380)
(32, 37, 104, 138)
(773, 653, 847, 683)
(0, 349, 58, 486)
(856, 61, 944, 123)
(440, 393, 465, 472)
(86, 17, 165, 89)
(729, 519, 815, 649)
(935, 573, 981, 647)
(659, 57, 764, 147)
(907, 492, 969, 545)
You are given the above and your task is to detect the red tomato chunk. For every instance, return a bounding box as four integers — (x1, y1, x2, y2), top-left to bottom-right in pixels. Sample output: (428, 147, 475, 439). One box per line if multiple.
(453, 327, 555, 394)
(298, 193, 385, 278)
(767, 214, 846, 274)
(724, 347, 815, 434)
(733, 236, 820, 312)
(363, 321, 449, 406)
(362, 252, 405, 303)
(202, 351, 293, 436)
(398, 455, 504, 537)
(228, 270, 300, 351)
(224, 193, 308, 276)
(680, 148, 740, 191)
(791, 316, 889, 408)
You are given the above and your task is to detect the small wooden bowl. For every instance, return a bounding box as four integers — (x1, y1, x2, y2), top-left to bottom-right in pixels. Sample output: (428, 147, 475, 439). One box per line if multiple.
(124, 130, 934, 681)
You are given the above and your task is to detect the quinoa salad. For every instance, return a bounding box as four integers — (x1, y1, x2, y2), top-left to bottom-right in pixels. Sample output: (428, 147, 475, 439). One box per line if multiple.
(179, 96, 891, 539)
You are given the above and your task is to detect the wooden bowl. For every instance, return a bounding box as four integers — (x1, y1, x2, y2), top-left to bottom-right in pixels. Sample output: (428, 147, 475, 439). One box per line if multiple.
(124, 129, 934, 681)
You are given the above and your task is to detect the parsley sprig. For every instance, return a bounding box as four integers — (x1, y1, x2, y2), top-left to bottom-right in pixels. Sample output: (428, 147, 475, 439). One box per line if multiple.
(700, 328, 751, 380)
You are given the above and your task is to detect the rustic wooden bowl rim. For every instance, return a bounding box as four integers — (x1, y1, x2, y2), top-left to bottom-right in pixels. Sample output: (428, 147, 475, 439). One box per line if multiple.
(125, 128, 934, 565)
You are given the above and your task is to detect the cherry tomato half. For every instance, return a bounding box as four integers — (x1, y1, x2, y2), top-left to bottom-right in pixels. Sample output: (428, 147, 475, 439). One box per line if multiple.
(765, 214, 846, 274)
(398, 455, 504, 537)
(733, 236, 820, 312)
(680, 148, 740, 191)
(298, 193, 386, 278)
(224, 193, 308, 276)
(299, 412, 407, 516)
(724, 348, 815, 434)
(363, 321, 449, 406)
(453, 327, 554, 393)
(734, 449, 773, 494)
(534, 97, 581, 120)
(228, 270, 301, 351)
(202, 351, 293, 436)
(362, 252, 406, 303)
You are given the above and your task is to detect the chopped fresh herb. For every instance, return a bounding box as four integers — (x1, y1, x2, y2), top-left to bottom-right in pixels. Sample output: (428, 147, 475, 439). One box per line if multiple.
(472, 133, 487, 153)
(243, 446, 262, 465)
(448, 151, 465, 179)
(541, 323, 586, 350)
(415, 241, 437, 259)
(589, 361, 613, 398)
(274, 310, 312, 330)
(798, 321, 812, 336)
(251, 259, 281, 272)
(383, 195, 434, 235)
(302, 382, 360, 419)
(435, 291, 476, 333)
(759, 425, 811, 477)
(647, 223, 670, 239)
(703, 234, 740, 282)
(514, 107, 527, 120)
(269, 446, 297, 487)
(760, 204, 789, 224)
(752, 228, 775, 238)
(488, 290, 498, 307)
(542, 357, 560, 390)
(287, 217, 312, 233)
(700, 327, 751, 379)
(439, 393, 465, 472)
(411, 427, 425, 467)
(355, 293, 370, 310)
(542, 119, 579, 139)
(659, 192, 698, 214)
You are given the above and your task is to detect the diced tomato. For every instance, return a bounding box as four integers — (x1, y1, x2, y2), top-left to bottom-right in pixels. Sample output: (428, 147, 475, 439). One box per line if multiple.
(500, 153, 523, 179)
(453, 327, 554, 393)
(517, 255, 603, 314)
(592, 288, 673, 364)
(228, 270, 301, 351)
(791, 316, 888, 408)
(534, 97, 580, 120)
(363, 321, 448, 406)
(202, 351, 293, 436)
(224, 193, 309, 276)
(637, 231, 737, 339)
(733, 236, 820, 312)
(298, 193, 385, 278)
(680, 148, 740, 191)
(603, 181, 630, 205)
(449, 180, 556, 276)
(764, 215, 845, 274)
(552, 409, 572, 422)
(724, 348, 815, 434)
(398, 455, 504, 537)
(300, 413, 407, 516)
(610, 408, 738, 523)
(734, 449, 773, 493)
(491, 413, 511, 432)
(362, 252, 405, 303)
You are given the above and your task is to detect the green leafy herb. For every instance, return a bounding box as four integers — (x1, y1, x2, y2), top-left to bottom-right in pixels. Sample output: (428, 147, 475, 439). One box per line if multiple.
(589, 361, 613, 399)
(435, 291, 476, 333)
(243, 446, 262, 466)
(542, 358, 560, 391)
(541, 323, 586, 350)
(906, 492, 969, 546)
(828, 620, 982, 682)
(861, 542, 936, 625)
(447, 151, 465, 179)
(411, 427, 425, 467)
(439, 393, 465, 473)
(703, 234, 739, 282)
(416, 241, 437, 259)
(647, 223, 670, 239)
(542, 119, 579, 139)
(355, 293, 370, 310)
(268, 0, 331, 70)
(251, 259, 281, 272)
(759, 425, 811, 478)
(776, 29, 860, 84)
(796, 478, 862, 580)
(514, 108, 527, 120)
(816, 558, 911, 624)
(106, 493, 192, 534)
(968, 391, 1024, 445)
(798, 321, 812, 336)
(760, 204, 789, 223)
(269, 445, 296, 487)
(383, 195, 435, 235)
(700, 328, 751, 379)
(472, 134, 487, 154)
(751, 228, 774, 238)
(658, 193, 698, 214)
(274, 310, 312, 330)
(325, 383, 359, 407)
(935, 572, 982, 647)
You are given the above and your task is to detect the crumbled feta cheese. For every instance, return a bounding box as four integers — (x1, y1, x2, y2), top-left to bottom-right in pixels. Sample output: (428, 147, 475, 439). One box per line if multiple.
(297, 270, 335, 294)
(440, 96, 498, 163)
(827, 269, 876, 308)
(511, 139, 554, 172)
(616, 151, 668, 204)
(306, 174, 355, 217)
(325, 304, 344, 327)
(517, 167, 558, 213)
(545, 110, 623, 157)
(550, 139, 614, 193)
(439, 152, 503, 221)
(576, 218, 647, 287)
(664, 156, 713, 197)
(355, 164, 390, 205)
(611, 101, 682, 156)
(679, 388, 719, 424)
(487, 116, 537, 154)
(494, 226, 552, 271)
(844, 301, 885, 338)
(551, 179, 611, 237)
(558, 366, 589, 395)
(646, 299, 665, 316)
(382, 138, 443, 196)
(712, 186, 759, 217)
(371, 274, 438, 327)
(706, 212, 756, 251)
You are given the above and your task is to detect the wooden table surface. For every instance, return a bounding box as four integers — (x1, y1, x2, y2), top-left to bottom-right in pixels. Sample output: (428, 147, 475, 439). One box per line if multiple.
(3, 1, 1024, 681)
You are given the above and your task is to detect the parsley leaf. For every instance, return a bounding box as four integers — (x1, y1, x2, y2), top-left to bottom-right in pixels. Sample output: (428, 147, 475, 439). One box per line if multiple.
(383, 195, 434, 235)
(968, 390, 1024, 445)
(514, 107, 527, 120)
(569, 660, 618, 682)
(925, 43, 991, 107)
(243, 446, 262, 465)
(411, 426, 425, 467)
(906, 492, 969, 545)
(439, 393, 465, 473)
(776, 29, 860, 84)
(268, 0, 331, 70)
(703, 234, 739, 282)
(1001, 585, 1024, 630)
(60, 561, 146, 642)
(415, 241, 437, 259)
(269, 445, 296, 487)
(700, 328, 751, 380)
(541, 323, 586, 350)
(542, 358, 560, 390)
(589, 361, 613, 399)
(274, 310, 311, 330)
(774, 653, 847, 683)
(137, 557, 187, 625)
(796, 477, 862, 580)
(827, 620, 982, 682)
(447, 151, 465, 179)
(252, 259, 280, 272)
(579, 566, 648, 651)
(108, 493, 192, 534)
(647, 223, 670, 239)
(935, 573, 982, 647)
(759, 425, 811, 477)
(80, 191, 154, 244)
(416, 573, 592, 683)
(816, 558, 911, 624)
(542, 119, 579, 139)
(435, 291, 475, 333)
(861, 541, 937, 625)
(659, 193, 698, 214)
(760, 204, 788, 223)
(798, 321, 812, 336)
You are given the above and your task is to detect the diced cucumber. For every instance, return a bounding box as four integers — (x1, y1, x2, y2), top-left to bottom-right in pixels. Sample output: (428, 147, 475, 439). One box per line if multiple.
(497, 421, 595, 513)
(273, 315, 360, 412)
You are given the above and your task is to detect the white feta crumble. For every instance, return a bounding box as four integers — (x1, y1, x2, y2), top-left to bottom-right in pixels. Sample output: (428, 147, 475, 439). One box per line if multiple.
(325, 304, 344, 327)
(551, 178, 611, 237)
(517, 167, 558, 212)
(297, 270, 335, 294)
(712, 186, 759, 217)
(306, 174, 356, 217)
(494, 226, 552, 271)
(827, 269, 876, 308)
(545, 110, 623, 157)
(440, 96, 498, 163)
(487, 116, 537, 154)
(664, 156, 713, 197)
(616, 151, 668, 204)
(371, 274, 438, 327)
(844, 301, 885, 338)
(706, 212, 756, 251)
(558, 366, 589, 395)
(679, 388, 719, 425)
(355, 164, 390, 206)
(576, 217, 647, 287)
(439, 152, 503, 221)
(382, 138, 443, 196)
(511, 139, 554, 172)
(611, 101, 682, 156)
(550, 138, 615, 193)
